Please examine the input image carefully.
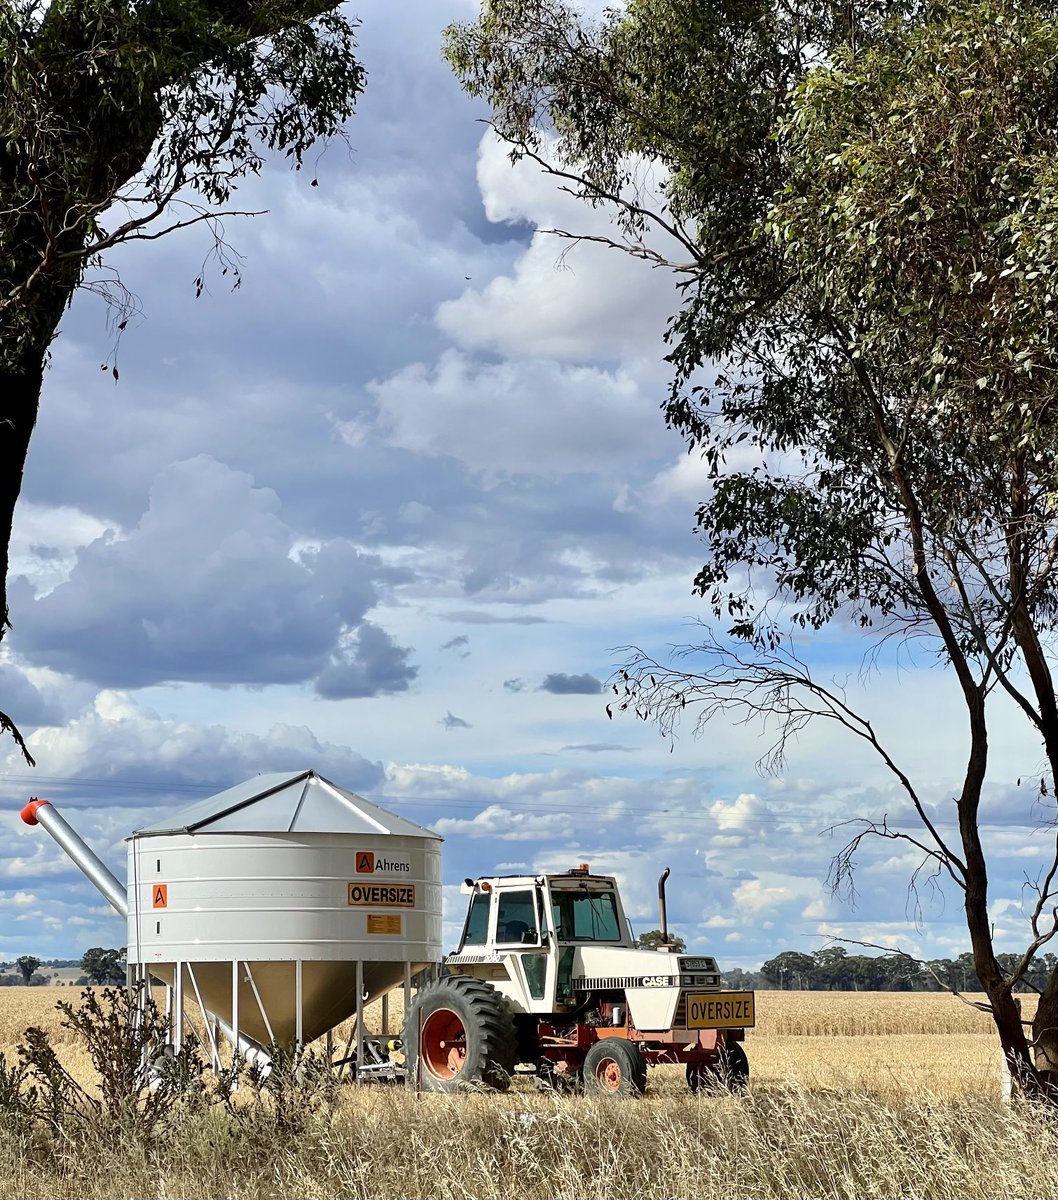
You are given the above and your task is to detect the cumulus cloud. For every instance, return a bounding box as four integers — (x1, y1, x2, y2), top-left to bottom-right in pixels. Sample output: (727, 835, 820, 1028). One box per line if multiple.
(436, 134, 680, 361)
(3, 690, 385, 798)
(732, 878, 798, 914)
(708, 793, 774, 839)
(8, 501, 110, 597)
(435, 803, 575, 842)
(0, 661, 77, 729)
(314, 622, 417, 700)
(11, 457, 416, 697)
(539, 673, 602, 695)
(371, 350, 666, 479)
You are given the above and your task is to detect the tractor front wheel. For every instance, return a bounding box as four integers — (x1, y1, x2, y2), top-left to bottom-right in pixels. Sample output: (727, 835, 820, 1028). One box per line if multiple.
(583, 1038, 646, 1097)
(405, 976, 516, 1092)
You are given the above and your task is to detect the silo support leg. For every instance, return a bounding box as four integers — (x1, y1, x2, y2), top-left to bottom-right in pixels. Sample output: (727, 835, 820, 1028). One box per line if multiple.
(295, 960, 303, 1052)
(173, 962, 184, 1054)
(337, 1015, 358, 1080)
(232, 960, 240, 1061)
(186, 965, 218, 1067)
(355, 960, 364, 1086)
(245, 964, 276, 1045)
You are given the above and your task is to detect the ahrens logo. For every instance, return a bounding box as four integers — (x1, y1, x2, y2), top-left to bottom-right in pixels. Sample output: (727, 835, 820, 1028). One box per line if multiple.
(355, 850, 411, 874)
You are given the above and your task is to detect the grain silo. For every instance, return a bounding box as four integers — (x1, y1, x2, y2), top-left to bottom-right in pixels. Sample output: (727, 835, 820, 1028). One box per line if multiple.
(23, 769, 443, 1063)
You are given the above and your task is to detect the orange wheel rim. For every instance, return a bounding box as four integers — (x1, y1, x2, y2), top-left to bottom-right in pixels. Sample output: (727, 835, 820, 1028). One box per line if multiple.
(421, 1008, 468, 1080)
(595, 1056, 622, 1091)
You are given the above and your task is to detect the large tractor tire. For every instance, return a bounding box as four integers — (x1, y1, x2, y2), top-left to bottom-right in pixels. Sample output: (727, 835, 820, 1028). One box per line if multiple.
(687, 1041, 749, 1094)
(583, 1038, 646, 1097)
(405, 976, 517, 1092)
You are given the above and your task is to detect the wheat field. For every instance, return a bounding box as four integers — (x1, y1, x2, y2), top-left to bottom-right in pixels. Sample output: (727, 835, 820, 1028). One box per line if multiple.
(2, 987, 1056, 1200)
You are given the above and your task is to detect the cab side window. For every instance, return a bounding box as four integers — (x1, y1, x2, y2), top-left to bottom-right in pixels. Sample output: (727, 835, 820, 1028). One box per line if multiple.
(460, 891, 491, 948)
(496, 890, 539, 944)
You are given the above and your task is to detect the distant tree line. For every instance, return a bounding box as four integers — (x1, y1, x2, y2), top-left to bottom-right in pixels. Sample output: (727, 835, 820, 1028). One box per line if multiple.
(736, 947, 1058, 992)
(0, 949, 125, 986)
(0, 956, 80, 986)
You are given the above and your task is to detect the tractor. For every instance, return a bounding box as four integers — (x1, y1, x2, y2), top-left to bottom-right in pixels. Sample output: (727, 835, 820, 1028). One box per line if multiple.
(404, 865, 755, 1095)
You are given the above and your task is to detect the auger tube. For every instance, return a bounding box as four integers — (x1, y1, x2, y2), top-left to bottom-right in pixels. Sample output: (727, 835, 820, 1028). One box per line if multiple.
(19, 797, 272, 1071)
(21, 799, 128, 917)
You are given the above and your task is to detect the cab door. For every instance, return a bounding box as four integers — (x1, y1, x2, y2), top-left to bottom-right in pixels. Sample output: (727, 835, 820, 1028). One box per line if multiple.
(494, 886, 551, 1011)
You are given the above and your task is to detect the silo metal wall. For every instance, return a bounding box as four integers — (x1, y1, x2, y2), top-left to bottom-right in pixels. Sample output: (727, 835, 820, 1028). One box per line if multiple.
(126, 831, 441, 1045)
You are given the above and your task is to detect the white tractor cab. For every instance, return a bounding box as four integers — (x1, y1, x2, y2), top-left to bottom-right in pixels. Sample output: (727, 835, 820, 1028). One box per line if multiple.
(405, 865, 755, 1095)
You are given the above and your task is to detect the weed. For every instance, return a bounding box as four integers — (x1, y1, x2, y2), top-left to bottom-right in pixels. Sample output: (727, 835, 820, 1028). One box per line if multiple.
(14, 985, 219, 1145)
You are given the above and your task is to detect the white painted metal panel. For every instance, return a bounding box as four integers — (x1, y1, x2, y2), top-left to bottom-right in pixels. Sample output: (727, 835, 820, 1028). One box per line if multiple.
(127, 832, 441, 962)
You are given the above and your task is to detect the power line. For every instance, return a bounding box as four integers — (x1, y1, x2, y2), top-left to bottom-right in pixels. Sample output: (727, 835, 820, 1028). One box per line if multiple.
(1, 772, 1054, 833)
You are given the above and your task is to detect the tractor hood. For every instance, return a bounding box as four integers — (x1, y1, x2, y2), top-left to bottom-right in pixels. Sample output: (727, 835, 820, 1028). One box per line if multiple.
(571, 946, 721, 989)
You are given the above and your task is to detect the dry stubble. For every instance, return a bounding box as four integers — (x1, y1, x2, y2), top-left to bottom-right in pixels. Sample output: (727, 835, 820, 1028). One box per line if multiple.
(2, 986, 1054, 1199)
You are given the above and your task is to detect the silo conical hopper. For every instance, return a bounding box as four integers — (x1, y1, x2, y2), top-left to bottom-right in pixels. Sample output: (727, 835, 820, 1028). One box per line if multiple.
(126, 769, 442, 1046)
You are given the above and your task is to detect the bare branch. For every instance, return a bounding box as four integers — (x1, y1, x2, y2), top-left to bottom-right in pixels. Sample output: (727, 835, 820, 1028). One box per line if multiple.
(509, 138, 706, 265)
(612, 632, 967, 877)
(0, 709, 34, 767)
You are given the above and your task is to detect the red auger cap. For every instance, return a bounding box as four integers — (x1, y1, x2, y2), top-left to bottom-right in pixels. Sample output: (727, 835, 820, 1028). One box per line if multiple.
(20, 798, 49, 826)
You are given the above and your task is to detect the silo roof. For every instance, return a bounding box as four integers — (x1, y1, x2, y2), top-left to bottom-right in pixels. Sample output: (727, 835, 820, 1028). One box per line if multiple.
(130, 769, 441, 839)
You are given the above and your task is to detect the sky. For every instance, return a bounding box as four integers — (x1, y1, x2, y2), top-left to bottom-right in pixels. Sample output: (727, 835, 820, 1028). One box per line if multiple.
(1, 0, 1055, 973)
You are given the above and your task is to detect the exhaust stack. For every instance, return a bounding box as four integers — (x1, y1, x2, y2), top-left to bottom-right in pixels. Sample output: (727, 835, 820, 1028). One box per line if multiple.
(657, 866, 675, 951)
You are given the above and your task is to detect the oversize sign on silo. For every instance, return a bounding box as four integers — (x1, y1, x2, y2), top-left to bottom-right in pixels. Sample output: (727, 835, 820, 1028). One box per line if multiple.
(347, 882, 416, 907)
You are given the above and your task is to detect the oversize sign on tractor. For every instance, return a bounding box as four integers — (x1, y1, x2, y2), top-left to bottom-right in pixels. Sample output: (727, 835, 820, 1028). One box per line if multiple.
(347, 882, 416, 907)
(686, 991, 756, 1029)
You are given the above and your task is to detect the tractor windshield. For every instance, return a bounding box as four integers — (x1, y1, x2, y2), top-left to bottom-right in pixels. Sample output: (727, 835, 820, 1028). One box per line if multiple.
(551, 889, 622, 942)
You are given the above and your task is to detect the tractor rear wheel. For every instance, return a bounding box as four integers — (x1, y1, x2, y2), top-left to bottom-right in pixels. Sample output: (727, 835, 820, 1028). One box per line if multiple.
(405, 976, 516, 1092)
(687, 1041, 749, 1094)
(583, 1038, 646, 1097)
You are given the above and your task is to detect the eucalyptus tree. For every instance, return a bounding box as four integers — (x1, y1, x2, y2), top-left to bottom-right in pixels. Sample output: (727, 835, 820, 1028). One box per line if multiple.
(0, 0, 365, 754)
(15, 954, 39, 983)
(447, 0, 1058, 1097)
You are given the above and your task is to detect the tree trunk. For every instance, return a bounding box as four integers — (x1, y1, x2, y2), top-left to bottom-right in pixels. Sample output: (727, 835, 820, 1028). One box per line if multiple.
(0, 345, 46, 633)
(0, 267, 78, 633)
(956, 694, 1052, 1098)
(1034, 967, 1058, 1098)
(0, 250, 78, 761)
